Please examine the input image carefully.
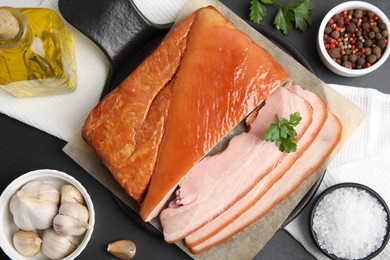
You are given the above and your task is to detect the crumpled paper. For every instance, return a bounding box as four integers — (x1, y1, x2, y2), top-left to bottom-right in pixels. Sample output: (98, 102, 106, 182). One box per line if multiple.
(285, 84, 390, 260)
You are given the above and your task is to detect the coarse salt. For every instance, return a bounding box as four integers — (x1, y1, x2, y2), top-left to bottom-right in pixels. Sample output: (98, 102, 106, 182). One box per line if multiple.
(312, 187, 388, 259)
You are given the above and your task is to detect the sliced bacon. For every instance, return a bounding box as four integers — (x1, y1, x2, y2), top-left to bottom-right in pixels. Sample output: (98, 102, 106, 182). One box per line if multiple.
(159, 87, 313, 243)
(184, 83, 328, 248)
(190, 111, 342, 254)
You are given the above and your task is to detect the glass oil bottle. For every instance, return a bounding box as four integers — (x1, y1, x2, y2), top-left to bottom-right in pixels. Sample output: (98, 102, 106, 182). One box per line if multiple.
(0, 6, 77, 98)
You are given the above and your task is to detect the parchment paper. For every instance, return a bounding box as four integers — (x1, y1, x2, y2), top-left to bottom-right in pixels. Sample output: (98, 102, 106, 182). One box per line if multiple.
(63, 0, 366, 259)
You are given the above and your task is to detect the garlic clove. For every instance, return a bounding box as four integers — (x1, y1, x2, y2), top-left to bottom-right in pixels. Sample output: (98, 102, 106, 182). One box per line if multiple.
(41, 228, 78, 260)
(107, 240, 136, 260)
(60, 184, 84, 204)
(9, 181, 60, 231)
(13, 230, 42, 256)
(53, 202, 89, 236)
(53, 214, 88, 236)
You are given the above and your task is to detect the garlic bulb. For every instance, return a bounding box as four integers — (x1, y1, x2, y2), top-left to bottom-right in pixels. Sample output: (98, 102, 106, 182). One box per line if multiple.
(41, 228, 78, 260)
(107, 240, 136, 260)
(9, 180, 60, 230)
(53, 202, 89, 236)
(13, 230, 42, 256)
(60, 184, 84, 204)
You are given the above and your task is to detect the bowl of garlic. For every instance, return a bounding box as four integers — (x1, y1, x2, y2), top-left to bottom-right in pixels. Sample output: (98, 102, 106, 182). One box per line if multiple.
(0, 169, 95, 259)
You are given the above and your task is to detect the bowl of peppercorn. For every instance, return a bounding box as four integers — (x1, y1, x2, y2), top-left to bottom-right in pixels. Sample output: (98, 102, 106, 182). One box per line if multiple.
(317, 1, 390, 77)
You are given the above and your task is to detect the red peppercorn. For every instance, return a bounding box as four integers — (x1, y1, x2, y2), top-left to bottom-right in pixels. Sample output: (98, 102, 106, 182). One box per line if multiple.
(335, 26, 341, 32)
(361, 47, 366, 53)
(324, 34, 329, 40)
(325, 44, 330, 50)
(330, 43, 336, 48)
(350, 40, 356, 45)
(365, 62, 372, 67)
(374, 16, 379, 20)
(369, 18, 374, 23)
(331, 24, 337, 29)
(343, 10, 348, 15)
(356, 21, 361, 27)
(329, 19, 335, 25)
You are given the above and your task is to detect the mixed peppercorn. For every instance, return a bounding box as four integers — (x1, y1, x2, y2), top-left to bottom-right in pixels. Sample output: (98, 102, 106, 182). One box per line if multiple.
(323, 9, 388, 69)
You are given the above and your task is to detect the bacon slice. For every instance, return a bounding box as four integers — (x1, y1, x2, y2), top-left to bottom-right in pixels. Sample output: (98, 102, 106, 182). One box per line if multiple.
(184, 83, 327, 248)
(190, 111, 342, 254)
(159, 87, 313, 243)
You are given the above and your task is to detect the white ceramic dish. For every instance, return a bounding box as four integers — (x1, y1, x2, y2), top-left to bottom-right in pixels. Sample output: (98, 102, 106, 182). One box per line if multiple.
(317, 1, 390, 77)
(0, 169, 95, 260)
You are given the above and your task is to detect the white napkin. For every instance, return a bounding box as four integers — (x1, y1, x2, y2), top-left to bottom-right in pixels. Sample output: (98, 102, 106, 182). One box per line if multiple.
(285, 84, 390, 259)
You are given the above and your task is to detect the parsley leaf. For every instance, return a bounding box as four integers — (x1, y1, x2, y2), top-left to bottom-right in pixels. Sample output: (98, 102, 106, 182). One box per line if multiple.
(292, 0, 314, 31)
(261, 112, 302, 153)
(249, 0, 314, 36)
(250, 0, 267, 24)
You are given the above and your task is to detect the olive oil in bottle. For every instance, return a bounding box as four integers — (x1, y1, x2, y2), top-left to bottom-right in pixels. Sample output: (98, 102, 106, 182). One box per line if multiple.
(0, 6, 76, 97)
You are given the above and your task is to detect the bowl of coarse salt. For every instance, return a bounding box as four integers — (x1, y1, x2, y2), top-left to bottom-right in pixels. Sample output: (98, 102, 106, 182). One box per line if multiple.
(309, 182, 390, 260)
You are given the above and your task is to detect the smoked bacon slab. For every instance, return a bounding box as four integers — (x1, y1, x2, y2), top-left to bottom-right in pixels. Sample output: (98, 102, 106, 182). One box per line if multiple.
(82, 6, 288, 217)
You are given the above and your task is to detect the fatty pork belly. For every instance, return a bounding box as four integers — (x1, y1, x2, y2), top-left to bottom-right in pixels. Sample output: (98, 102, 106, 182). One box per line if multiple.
(159, 86, 314, 243)
(82, 6, 288, 206)
(190, 110, 342, 254)
(184, 82, 328, 248)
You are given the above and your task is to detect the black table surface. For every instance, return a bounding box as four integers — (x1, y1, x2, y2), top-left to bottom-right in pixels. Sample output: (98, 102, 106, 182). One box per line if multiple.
(1, 0, 389, 259)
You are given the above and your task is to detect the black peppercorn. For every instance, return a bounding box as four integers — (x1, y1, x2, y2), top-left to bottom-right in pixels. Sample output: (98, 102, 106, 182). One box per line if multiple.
(362, 23, 370, 31)
(325, 26, 332, 34)
(367, 54, 377, 64)
(365, 47, 372, 55)
(349, 54, 358, 63)
(329, 47, 341, 59)
(368, 31, 376, 39)
(382, 29, 388, 37)
(342, 60, 352, 68)
(347, 23, 357, 33)
(372, 46, 382, 56)
(331, 30, 340, 39)
(356, 57, 366, 66)
(356, 41, 364, 49)
(378, 22, 387, 31)
(337, 19, 344, 27)
(353, 9, 364, 19)
(367, 11, 375, 18)
(377, 39, 387, 49)
(365, 39, 373, 47)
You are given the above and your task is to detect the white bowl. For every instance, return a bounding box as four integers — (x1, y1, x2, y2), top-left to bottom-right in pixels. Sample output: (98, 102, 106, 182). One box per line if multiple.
(317, 1, 390, 77)
(0, 169, 95, 260)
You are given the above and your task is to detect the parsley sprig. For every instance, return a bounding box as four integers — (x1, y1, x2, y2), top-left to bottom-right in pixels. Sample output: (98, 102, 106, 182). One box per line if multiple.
(261, 112, 302, 153)
(250, 0, 314, 36)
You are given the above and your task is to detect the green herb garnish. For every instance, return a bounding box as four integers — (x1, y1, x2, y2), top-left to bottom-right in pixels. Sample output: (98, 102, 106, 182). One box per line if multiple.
(261, 112, 302, 153)
(249, 0, 314, 36)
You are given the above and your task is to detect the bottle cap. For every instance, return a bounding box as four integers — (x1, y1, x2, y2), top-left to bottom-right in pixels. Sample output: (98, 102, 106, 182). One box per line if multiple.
(0, 9, 19, 41)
